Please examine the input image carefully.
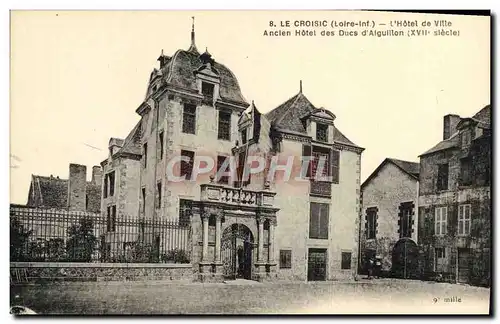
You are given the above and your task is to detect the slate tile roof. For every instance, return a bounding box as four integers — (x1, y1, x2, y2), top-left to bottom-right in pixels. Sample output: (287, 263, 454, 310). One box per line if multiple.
(420, 105, 491, 157)
(265, 92, 360, 148)
(361, 158, 419, 189)
(28, 175, 101, 212)
(117, 120, 142, 156)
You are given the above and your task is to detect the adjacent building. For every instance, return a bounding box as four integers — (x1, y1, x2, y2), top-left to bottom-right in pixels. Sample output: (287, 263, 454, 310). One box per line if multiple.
(101, 21, 363, 282)
(418, 105, 491, 286)
(360, 158, 420, 278)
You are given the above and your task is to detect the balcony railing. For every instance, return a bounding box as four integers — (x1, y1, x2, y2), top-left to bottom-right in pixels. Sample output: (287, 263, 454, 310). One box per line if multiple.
(310, 181, 332, 198)
(200, 183, 276, 207)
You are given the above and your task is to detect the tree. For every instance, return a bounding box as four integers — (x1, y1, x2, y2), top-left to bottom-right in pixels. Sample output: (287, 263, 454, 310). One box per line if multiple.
(66, 217, 97, 262)
(10, 217, 32, 261)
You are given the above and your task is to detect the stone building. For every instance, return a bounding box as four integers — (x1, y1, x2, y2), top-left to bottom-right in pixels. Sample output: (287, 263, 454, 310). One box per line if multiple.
(418, 105, 491, 286)
(360, 158, 419, 278)
(101, 21, 363, 282)
(27, 163, 102, 213)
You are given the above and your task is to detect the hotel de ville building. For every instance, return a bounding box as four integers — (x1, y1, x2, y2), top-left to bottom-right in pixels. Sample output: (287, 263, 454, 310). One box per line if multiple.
(100, 22, 364, 282)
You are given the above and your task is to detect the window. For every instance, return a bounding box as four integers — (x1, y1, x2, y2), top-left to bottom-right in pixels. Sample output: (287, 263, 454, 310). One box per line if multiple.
(141, 188, 146, 213)
(458, 204, 471, 236)
(331, 150, 340, 184)
(103, 175, 108, 198)
(182, 104, 196, 134)
(460, 157, 472, 186)
(143, 143, 148, 169)
(218, 111, 231, 140)
(106, 205, 116, 232)
(435, 247, 446, 259)
(461, 130, 471, 148)
(202, 82, 215, 98)
(311, 146, 330, 180)
(366, 208, 377, 239)
(341, 252, 352, 270)
(158, 131, 164, 160)
(234, 151, 250, 188)
(85, 194, 89, 211)
(108, 171, 115, 197)
(216, 155, 229, 184)
(180, 150, 195, 180)
(437, 163, 449, 191)
(435, 207, 447, 236)
(280, 250, 292, 269)
(316, 123, 328, 142)
(156, 182, 162, 209)
(241, 128, 247, 144)
(309, 202, 329, 239)
(399, 203, 413, 238)
(179, 199, 192, 227)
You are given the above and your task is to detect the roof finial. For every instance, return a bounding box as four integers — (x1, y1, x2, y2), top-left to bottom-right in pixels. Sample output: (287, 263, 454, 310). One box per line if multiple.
(188, 16, 199, 54)
(300, 80, 303, 93)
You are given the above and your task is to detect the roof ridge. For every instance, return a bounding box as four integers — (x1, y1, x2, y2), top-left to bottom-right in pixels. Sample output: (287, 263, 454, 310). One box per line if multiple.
(274, 92, 304, 126)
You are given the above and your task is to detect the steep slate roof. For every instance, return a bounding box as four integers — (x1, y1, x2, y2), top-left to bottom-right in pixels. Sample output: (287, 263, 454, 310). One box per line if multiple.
(117, 120, 142, 156)
(361, 158, 420, 189)
(28, 175, 101, 210)
(420, 105, 491, 157)
(265, 92, 360, 147)
(160, 48, 248, 106)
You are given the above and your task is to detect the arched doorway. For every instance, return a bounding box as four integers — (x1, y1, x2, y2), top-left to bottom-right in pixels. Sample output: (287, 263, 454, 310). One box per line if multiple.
(391, 238, 419, 279)
(221, 223, 254, 280)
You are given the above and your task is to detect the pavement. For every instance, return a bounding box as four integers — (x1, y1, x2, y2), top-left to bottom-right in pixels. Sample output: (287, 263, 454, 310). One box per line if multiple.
(10, 278, 491, 315)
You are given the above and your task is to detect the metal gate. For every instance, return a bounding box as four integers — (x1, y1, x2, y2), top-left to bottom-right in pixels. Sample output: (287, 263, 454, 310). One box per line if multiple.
(221, 224, 254, 280)
(308, 248, 327, 281)
(391, 238, 419, 279)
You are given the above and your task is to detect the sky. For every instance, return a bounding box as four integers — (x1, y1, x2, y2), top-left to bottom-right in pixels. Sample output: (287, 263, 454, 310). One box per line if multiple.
(10, 10, 490, 204)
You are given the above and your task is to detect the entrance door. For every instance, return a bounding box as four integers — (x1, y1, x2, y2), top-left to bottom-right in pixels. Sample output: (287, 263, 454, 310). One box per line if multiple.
(221, 224, 254, 280)
(308, 248, 327, 281)
(458, 248, 471, 284)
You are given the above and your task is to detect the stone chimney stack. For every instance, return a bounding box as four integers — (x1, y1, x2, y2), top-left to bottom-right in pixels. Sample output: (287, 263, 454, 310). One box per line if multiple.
(91, 165, 103, 186)
(443, 114, 461, 140)
(68, 163, 87, 211)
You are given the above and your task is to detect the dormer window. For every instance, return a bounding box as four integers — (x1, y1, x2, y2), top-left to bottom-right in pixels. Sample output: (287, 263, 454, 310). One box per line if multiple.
(316, 123, 329, 142)
(202, 82, 215, 98)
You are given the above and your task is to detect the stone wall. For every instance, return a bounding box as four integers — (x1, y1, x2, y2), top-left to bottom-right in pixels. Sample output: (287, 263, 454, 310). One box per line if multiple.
(68, 164, 87, 211)
(10, 262, 194, 283)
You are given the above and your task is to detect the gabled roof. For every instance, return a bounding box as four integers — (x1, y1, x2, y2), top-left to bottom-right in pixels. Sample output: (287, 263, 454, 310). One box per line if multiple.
(265, 91, 361, 148)
(117, 120, 142, 156)
(419, 104, 491, 157)
(361, 158, 419, 189)
(28, 175, 101, 212)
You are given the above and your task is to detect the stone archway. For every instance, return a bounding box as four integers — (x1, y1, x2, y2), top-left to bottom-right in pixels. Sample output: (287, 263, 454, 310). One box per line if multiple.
(221, 223, 255, 280)
(391, 238, 419, 279)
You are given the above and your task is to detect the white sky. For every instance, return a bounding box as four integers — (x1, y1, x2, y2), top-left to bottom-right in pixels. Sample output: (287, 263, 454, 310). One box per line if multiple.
(10, 11, 490, 204)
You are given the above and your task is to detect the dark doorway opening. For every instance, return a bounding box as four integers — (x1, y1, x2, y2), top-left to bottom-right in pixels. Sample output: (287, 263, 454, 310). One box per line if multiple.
(307, 248, 327, 281)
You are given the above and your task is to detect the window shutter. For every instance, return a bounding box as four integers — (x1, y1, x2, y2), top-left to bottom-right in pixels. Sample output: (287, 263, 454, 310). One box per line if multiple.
(331, 150, 340, 184)
(309, 203, 319, 238)
(302, 144, 312, 178)
(319, 204, 329, 239)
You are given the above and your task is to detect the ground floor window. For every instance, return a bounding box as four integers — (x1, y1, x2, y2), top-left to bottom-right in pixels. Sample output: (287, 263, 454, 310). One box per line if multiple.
(280, 250, 292, 269)
(341, 252, 352, 270)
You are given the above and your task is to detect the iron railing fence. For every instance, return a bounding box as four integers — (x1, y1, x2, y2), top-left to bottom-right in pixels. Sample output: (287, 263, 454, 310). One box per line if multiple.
(10, 205, 191, 264)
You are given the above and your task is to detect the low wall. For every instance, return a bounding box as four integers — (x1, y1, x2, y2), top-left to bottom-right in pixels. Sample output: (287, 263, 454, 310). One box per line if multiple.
(10, 262, 194, 283)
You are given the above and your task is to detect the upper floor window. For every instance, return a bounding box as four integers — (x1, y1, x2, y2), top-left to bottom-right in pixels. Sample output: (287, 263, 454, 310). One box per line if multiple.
(218, 111, 231, 141)
(241, 128, 248, 144)
(108, 171, 115, 197)
(158, 131, 164, 160)
(460, 157, 472, 186)
(311, 146, 330, 180)
(201, 82, 215, 98)
(106, 205, 116, 232)
(458, 204, 471, 236)
(156, 182, 162, 209)
(435, 206, 447, 236)
(180, 150, 195, 180)
(461, 129, 472, 148)
(437, 163, 449, 191)
(309, 202, 329, 239)
(399, 203, 413, 238)
(366, 208, 377, 239)
(216, 155, 229, 185)
(182, 104, 196, 134)
(141, 188, 146, 213)
(142, 143, 148, 169)
(316, 123, 329, 142)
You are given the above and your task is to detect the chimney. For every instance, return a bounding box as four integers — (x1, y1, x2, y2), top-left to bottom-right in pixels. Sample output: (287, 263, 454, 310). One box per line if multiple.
(443, 114, 461, 140)
(68, 163, 87, 211)
(91, 165, 103, 185)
